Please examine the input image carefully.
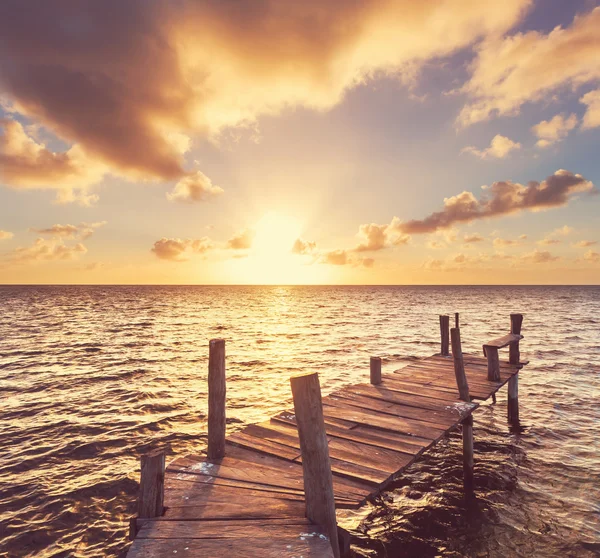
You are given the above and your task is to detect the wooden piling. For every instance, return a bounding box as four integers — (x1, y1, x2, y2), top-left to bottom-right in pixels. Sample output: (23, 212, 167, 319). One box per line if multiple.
(370, 357, 382, 385)
(486, 346, 500, 381)
(508, 314, 523, 424)
(138, 450, 165, 519)
(508, 375, 519, 423)
(462, 415, 474, 493)
(455, 312, 460, 329)
(509, 313, 523, 365)
(290, 373, 340, 558)
(439, 315, 450, 356)
(208, 338, 226, 460)
(450, 327, 470, 402)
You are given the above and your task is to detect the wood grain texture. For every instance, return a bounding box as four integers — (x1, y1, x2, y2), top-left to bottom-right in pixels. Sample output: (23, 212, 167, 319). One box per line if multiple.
(208, 339, 226, 460)
(138, 451, 165, 519)
(450, 327, 470, 402)
(128, 351, 527, 558)
(290, 372, 339, 557)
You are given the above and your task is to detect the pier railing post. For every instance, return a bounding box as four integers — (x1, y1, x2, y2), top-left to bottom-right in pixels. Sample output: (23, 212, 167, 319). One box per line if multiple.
(138, 450, 165, 519)
(450, 327, 470, 402)
(439, 315, 450, 356)
(508, 314, 523, 424)
(208, 338, 226, 460)
(486, 346, 500, 381)
(290, 373, 340, 558)
(462, 415, 474, 493)
(370, 357, 382, 385)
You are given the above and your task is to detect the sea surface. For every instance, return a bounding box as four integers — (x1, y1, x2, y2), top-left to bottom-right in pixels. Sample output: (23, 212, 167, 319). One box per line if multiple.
(0, 285, 599, 558)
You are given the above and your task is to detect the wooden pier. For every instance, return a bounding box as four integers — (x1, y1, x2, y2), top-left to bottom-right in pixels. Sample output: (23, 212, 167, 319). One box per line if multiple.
(126, 315, 527, 557)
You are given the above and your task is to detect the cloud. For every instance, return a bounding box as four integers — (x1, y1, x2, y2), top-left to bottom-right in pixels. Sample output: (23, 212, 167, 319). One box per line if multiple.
(462, 134, 521, 159)
(493, 237, 524, 248)
(463, 233, 484, 243)
(537, 225, 573, 245)
(29, 221, 106, 240)
(227, 229, 254, 250)
(458, 7, 600, 127)
(361, 258, 375, 268)
(166, 171, 224, 203)
(583, 250, 600, 263)
(520, 249, 559, 264)
(573, 240, 597, 248)
(581, 89, 600, 130)
(396, 170, 594, 234)
(0, 1, 530, 189)
(11, 238, 87, 264)
(532, 113, 578, 148)
(0, 230, 14, 240)
(0, 118, 106, 204)
(321, 249, 348, 266)
(151, 237, 212, 261)
(291, 238, 317, 255)
(355, 217, 410, 252)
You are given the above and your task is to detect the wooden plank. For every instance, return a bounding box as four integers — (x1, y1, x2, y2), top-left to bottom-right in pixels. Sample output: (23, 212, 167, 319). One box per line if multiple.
(164, 469, 305, 498)
(163, 479, 306, 505)
(342, 384, 469, 413)
(162, 499, 306, 520)
(227, 432, 301, 462)
(324, 394, 453, 430)
(128, 536, 335, 557)
(136, 518, 317, 539)
(484, 333, 523, 350)
(322, 402, 446, 439)
(272, 409, 357, 430)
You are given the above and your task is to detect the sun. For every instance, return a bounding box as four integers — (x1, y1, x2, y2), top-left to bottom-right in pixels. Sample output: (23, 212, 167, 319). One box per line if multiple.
(252, 212, 302, 257)
(228, 211, 328, 285)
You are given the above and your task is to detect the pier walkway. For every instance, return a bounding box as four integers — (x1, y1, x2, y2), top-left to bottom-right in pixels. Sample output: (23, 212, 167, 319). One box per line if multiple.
(126, 314, 527, 557)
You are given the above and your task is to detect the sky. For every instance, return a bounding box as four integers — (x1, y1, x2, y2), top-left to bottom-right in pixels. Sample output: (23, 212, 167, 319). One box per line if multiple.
(0, 0, 599, 285)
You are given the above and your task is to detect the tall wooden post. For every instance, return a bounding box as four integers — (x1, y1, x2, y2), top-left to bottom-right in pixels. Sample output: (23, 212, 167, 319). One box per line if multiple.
(208, 338, 226, 460)
(509, 314, 523, 365)
(462, 415, 474, 493)
(450, 327, 470, 402)
(370, 357, 382, 385)
(508, 314, 523, 424)
(439, 315, 450, 356)
(455, 312, 460, 329)
(486, 347, 500, 381)
(138, 450, 165, 518)
(290, 373, 340, 558)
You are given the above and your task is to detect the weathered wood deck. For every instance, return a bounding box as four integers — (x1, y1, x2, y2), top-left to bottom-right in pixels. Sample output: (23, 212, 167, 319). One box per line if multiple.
(127, 351, 525, 557)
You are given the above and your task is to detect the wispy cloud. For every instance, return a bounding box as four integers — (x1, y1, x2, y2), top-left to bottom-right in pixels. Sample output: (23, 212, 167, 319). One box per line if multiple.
(227, 229, 254, 250)
(396, 170, 594, 234)
(532, 114, 578, 148)
(151, 237, 212, 261)
(458, 8, 600, 127)
(462, 134, 521, 159)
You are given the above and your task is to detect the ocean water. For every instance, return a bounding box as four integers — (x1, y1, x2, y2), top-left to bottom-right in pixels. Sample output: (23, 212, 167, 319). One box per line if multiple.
(0, 285, 598, 558)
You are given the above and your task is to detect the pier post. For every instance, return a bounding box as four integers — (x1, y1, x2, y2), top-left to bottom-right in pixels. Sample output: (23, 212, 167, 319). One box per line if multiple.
(508, 313, 523, 424)
(439, 315, 450, 356)
(455, 312, 460, 329)
(462, 415, 474, 493)
(370, 357, 382, 385)
(450, 327, 470, 402)
(138, 450, 165, 519)
(486, 346, 500, 381)
(509, 313, 523, 365)
(290, 373, 340, 558)
(208, 339, 226, 460)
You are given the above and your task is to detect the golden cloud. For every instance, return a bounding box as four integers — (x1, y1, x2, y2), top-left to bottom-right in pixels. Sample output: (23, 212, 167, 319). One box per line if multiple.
(459, 8, 600, 126)
(0, 0, 531, 195)
(397, 170, 594, 234)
